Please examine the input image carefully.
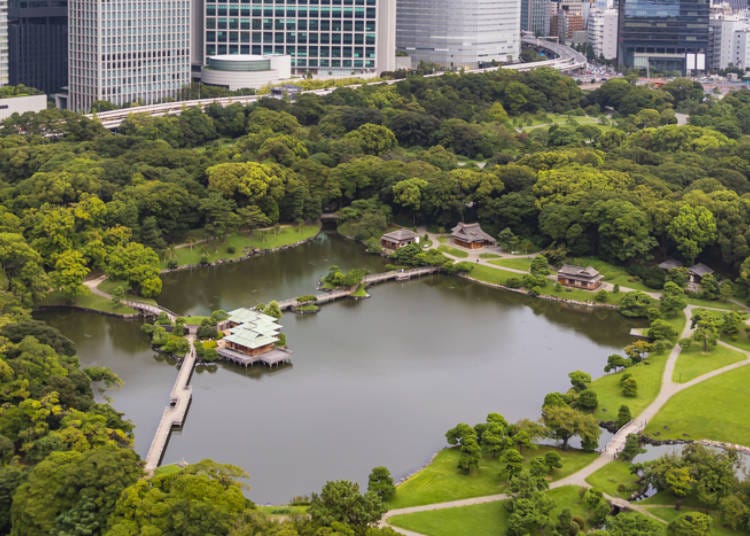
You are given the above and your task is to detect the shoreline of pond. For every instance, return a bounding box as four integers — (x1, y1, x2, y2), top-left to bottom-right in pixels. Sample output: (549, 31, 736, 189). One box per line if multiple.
(38, 231, 624, 322)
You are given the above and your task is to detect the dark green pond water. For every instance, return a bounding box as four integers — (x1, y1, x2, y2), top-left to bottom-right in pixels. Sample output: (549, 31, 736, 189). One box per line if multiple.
(39, 234, 639, 503)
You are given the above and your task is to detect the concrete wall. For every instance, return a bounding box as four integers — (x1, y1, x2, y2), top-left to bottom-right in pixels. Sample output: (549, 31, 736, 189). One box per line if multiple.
(0, 93, 46, 120)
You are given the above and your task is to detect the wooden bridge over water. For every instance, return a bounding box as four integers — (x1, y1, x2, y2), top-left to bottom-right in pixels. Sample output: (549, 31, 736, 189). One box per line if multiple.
(144, 335, 196, 473)
(277, 266, 440, 311)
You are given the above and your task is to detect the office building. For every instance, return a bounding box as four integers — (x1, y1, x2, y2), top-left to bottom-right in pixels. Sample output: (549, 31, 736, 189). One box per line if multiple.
(617, 0, 710, 74)
(8, 0, 67, 93)
(396, 0, 520, 69)
(522, 0, 550, 36)
(203, 0, 396, 76)
(588, 7, 618, 60)
(68, 0, 191, 113)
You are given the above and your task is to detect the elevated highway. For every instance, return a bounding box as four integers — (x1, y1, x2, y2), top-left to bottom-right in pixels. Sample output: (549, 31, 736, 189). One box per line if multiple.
(86, 39, 586, 129)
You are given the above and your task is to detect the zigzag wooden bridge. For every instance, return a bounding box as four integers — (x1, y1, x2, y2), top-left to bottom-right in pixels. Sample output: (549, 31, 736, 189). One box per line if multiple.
(276, 266, 440, 311)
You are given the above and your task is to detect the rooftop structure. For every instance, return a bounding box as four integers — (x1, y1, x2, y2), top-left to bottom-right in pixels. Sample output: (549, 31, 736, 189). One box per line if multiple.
(688, 262, 714, 280)
(451, 222, 496, 249)
(658, 259, 683, 271)
(201, 54, 292, 90)
(381, 229, 419, 250)
(557, 264, 604, 290)
(217, 308, 291, 367)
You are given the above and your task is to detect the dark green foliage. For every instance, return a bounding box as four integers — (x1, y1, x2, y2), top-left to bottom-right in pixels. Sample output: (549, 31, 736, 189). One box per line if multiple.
(309, 480, 386, 535)
(367, 466, 396, 502)
(619, 434, 645, 462)
(616, 405, 632, 428)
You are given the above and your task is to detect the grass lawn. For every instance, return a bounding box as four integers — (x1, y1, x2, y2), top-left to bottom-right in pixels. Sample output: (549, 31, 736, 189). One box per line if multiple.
(437, 236, 450, 244)
(465, 265, 521, 286)
(97, 279, 158, 306)
(41, 290, 138, 316)
(256, 504, 309, 517)
(685, 296, 741, 310)
(663, 312, 688, 338)
(590, 351, 669, 422)
(388, 486, 591, 536)
(645, 363, 750, 446)
(672, 345, 746, 383)
(389, 500, 509, 536)
(180, 315, 210, 325)
(567, 257, 653, 293)
(719, 333, 750, 352)
(351, 285, 369, 298)
(489, 257, 534, 272)
(162, 224, 320, 268)
(585, 461, 640, 499)
(388, 447, 597, 509)
(152, 464, 183, 477)
(437, 244, 469, 259)
(479, 253, 500, 259)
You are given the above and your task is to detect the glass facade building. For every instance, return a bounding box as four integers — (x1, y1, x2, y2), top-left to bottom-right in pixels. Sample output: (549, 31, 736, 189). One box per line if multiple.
(617, 0, 710, 73)
(521, 0, 550, 37)
(8, 0, 68, 93)
(396, 0, 520, 69)
(68, 0, 191, 112)
(203, 0, 396, 75)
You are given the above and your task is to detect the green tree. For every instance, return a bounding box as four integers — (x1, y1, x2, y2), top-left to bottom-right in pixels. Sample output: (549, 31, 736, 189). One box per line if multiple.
(10, 446, 142, 536)
(606, 512, 663, 536)
(667, 512, 712, 536)
(530, 255, 550, 276)
(660, 281, 687, 318)
(367, 466, 395, 502)
(616, 405, 632, 428)
(568, 370, 592, 392)
(308, 480, 385, 535)
(107, 461, 251, 536)
(667, 205, 717, 264)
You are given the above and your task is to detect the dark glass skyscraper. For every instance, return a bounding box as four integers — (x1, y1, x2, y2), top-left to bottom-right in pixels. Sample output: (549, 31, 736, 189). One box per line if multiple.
(617, 0, 709, 74)
(8, 0, 67, 93)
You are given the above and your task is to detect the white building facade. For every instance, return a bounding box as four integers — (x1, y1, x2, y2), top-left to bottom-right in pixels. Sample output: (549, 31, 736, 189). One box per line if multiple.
(68, 0, 191, 112)
(396, 0, 520, 69)
(587, 7, 618, 60)
(709, 12, 750, 69)
(202, 0, 396, 76)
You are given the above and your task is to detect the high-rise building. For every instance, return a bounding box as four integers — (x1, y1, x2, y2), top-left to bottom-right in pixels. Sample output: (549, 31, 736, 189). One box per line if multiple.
(0, 1, 8, 86)
(68, 0, 191, 113)
(522, 0, 550, 36)
(8, 0, 67, 93)
(617, 0, 710, 74)
(587, 7, 618, 60)
(202, 0, 396, 76)
(396, 0, 520, 69)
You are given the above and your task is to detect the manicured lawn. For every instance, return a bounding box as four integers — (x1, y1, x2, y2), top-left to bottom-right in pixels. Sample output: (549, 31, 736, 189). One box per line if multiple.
(663, 312, 688, 338)
(388, 486, 591, 536)
(719, 333, 750, 352)
(162, 224, 320, 268)
(479, 253, 500, 259)
(180, 315, 210, 325)
(585, 461, 640, 499)
(464, 265, 521, 286)
(388, 447, 597, 509)
(256, 504, 309, 517)
(645, 363, 750, 446)
(672, 345, 746, 383)
(590, 351, 669, 422)
(684, 296, 741, 310)
(390, 500, 509, 536)
(567, 257, 653, 293)
(437, 236, 450, 244)
(97, 279, 158, 306)
(489, 257, 534, 271)
(437, 245, 469, 258)
(41, 290, 138, 316)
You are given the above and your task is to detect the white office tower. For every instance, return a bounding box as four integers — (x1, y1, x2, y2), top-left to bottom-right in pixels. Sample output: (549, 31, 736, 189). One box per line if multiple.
(0, 0, 7, 86)
(587, 7, 618, 60)
(396, 0, 521, 69)
(709, 11, 750, 69)
(68, 0, 191, 112)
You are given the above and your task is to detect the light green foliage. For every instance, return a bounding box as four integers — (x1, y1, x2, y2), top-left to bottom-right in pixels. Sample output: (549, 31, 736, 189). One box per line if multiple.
(667, 205, 717, 264)
(107, 461, 251, 536)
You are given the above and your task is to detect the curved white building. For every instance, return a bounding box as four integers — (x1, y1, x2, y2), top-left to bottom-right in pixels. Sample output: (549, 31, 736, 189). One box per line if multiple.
(396, 0, 521, 69)
(201, 54, 292, 90)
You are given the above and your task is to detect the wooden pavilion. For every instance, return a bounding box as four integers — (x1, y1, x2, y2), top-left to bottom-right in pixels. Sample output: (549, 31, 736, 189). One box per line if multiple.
(557, 265, 603, 290)
(451, 222, 496, 249)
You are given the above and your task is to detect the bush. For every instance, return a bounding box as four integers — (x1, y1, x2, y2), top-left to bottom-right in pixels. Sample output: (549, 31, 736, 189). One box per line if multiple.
(199, 255, 210, 265)
(296, 295, 318, 303)
(505, 277, 523, 288)
(226, 245, 236, 254)
(594, 290, 608, 303)
(167, 260, 178, 269)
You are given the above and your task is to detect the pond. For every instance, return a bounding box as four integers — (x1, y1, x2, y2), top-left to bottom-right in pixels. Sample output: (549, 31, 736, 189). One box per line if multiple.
(39, 234, 640, 503)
